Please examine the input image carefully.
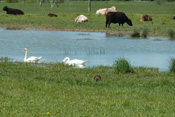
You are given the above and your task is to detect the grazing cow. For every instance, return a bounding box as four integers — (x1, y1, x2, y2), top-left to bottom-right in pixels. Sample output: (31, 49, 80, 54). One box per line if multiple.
(3, 6, 24, 15)
(96, 6, 117, 16)
(140, 14, 152, 21)
(106, 12, 133, 28)
(48, 13, 57, 17)
(173, 16, 175, 19)
(75, 15, 88, 23)
(94, 75, 101, 82)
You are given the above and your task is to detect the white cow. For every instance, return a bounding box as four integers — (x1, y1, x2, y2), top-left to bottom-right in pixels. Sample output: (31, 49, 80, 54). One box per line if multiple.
(75, 15, 88, 23)
(96, 6, 117, 15)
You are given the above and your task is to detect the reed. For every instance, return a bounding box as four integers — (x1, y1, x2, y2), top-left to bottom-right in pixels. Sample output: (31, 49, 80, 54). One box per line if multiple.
(168, 57, 175, 73)
(167, 29, 175, 40)
(131, 29, 140, 38)
(113, 57, 134, 73)
(142, 28, 149, 38)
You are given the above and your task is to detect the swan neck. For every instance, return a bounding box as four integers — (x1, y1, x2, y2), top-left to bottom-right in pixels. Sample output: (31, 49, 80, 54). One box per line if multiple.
(67, 57, 70, 61)
(24, 50, 27, 60)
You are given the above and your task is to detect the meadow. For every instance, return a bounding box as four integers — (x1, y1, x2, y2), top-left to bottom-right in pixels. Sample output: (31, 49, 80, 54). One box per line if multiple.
(0, 61, 175, 116)
(0, 1, 175, 116)
(0, 1, 174, 36)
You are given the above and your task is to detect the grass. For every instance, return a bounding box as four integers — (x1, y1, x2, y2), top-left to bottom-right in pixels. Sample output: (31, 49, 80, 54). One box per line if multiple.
(113, 57, 134, 73)
(169, 57, 175, 73)
(0, 1, 175, 116)
(0, 61, 175, 116)
(168, 28, 175, 40)
(0, 1, 174, 36)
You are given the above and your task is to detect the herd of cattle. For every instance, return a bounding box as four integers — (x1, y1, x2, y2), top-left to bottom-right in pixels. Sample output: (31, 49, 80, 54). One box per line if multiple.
(2, 6, 175, 28)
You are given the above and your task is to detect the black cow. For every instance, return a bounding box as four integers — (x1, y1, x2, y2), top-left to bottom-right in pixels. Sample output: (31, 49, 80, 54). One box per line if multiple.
(3, 6, 24, 15)
(106, 12, 132, 28)
(173, 16, 175, 19)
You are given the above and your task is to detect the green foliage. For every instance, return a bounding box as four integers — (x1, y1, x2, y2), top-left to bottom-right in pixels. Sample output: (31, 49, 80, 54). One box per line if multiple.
(142, 28, 149, 38)
(0, 61, 175, 116)
(113, 57, 134, 73)
(5, 0, 18, 3)
(168, 29, 175, 40)
(169, 57, 175, 73)
(131, 29, 140, 38)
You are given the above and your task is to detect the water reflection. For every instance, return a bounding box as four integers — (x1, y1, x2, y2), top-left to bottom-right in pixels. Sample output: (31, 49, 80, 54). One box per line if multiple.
(0, 29, 174, 71)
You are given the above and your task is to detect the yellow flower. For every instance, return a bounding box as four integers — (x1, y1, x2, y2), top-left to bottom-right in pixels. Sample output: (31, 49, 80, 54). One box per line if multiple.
(47, 112, 50, 115)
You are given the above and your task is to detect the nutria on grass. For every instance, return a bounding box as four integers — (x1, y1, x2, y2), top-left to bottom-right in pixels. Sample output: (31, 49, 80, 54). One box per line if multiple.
(94, 75, 101, 82)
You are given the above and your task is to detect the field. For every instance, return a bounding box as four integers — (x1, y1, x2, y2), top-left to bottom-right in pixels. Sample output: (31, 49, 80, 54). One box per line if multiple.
(0, 61, 175, 116)
(0, 1, 175, 36)
(0, 2, 175, 116)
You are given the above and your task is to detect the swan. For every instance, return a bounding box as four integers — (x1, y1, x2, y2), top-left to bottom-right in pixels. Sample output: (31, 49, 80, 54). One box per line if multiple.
(24, 48, 42, 62)
(62, 57, 87, 66)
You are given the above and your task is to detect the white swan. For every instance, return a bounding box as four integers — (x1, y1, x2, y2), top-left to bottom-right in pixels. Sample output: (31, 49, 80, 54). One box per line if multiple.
(24, 48, 42, 62)
(62, 57, 87, 66)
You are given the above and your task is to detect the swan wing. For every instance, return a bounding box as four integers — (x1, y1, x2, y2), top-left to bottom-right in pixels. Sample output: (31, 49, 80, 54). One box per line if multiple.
(68, 59, 86, 65)
(27, 56, 42, 61)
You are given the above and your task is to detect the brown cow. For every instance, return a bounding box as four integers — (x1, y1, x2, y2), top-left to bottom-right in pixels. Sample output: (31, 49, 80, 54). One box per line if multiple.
(140, 14, 152, 21)
(48, 13, 57, 17)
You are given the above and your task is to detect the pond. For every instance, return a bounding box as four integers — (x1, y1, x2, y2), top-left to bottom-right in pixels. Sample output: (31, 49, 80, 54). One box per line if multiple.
(0, 28, 175, 71)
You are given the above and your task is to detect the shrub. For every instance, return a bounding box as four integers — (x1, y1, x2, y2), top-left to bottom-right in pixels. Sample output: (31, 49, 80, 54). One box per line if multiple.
(113, 57, 134, 74)
(169, 57, 175, 73)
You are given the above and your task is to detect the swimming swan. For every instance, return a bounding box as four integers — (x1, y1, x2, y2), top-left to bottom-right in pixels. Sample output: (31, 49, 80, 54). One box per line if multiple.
(62, 57, 87, 65)
(24, 48, 42, 62)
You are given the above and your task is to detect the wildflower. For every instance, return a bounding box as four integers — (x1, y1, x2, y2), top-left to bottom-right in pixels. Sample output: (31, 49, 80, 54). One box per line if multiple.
(47, 112, 50, 115)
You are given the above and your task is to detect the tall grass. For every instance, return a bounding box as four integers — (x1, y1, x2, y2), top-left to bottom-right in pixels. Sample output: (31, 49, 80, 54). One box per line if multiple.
(142, 28, 149, 38)
(168, 29, 175, 40)
(113, 57, 134, 73)
(168, 57, 175, 73)
(131, 29, 140, 38)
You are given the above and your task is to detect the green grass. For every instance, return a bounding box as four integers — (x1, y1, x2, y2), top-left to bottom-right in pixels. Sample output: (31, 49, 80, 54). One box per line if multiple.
(0, 1, 174, 36)
(0, 62, 175, 116)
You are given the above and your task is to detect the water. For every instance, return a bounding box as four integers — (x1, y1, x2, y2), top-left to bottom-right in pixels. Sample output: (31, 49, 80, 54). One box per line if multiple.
(0, 28, 175, 71)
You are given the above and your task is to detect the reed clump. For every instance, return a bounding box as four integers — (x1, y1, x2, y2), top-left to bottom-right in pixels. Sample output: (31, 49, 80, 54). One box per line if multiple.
(113, 57, 134, 74)
(168, 57, 175, 73)
(168, 29, 175, 40)
(142, 28, 149, 38)
(131, 29, 140, 38)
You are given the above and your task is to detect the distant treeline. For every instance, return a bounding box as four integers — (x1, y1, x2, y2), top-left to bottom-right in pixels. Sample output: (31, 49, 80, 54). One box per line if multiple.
(2, 0, 175, 3)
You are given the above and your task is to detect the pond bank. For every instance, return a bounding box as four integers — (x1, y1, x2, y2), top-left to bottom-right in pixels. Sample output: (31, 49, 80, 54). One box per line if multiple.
(0, 25, 166, 38)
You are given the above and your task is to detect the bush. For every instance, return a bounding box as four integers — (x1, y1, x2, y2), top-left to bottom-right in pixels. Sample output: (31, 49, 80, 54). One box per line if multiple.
(113, 57, 134, 74)
(169, 57, 175, 73)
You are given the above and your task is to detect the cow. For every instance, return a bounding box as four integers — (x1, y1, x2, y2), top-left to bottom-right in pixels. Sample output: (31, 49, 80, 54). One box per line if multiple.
(48, 13, 57, 17)
(96, 6, 117, 16)
(140, 14, 152, 21)
(106, 12, 132, 28)
(3, 6, 24, 15)
(75, 15, 88, 23)
(173, 16, 175, 19)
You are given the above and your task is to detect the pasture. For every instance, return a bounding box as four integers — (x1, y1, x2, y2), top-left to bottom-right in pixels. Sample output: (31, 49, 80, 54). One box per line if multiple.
(0, 62, 175, 116)
(0, 1, 175, 116)
(0, 1, 174, 36)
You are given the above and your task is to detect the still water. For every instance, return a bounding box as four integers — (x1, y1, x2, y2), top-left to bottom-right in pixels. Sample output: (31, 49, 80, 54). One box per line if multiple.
(0, 28, 175, 71)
